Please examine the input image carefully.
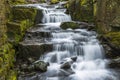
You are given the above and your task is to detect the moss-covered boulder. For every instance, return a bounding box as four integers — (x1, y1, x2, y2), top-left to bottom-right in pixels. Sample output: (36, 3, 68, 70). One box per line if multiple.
(33, 61, 48, 72)
(105, 32, 120, 48)
(60, 21, 79, 29)
(50, 0, 59, 4)
(100, 32, 120, 58)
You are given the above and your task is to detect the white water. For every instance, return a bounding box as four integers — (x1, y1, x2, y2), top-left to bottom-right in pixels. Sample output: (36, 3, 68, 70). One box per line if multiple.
(42, 8, 71, 23)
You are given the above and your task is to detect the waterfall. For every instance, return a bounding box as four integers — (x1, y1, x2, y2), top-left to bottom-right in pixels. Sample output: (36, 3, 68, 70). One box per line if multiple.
(42, 9, 71, 23)
(19, 3, 118, 80)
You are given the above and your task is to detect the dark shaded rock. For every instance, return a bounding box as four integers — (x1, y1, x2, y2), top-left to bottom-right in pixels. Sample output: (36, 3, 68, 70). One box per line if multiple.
(33, 60, 48, 72)
(108, 58, 120, 69)
(71, 56, 77, 62)
(99, 34, 120, 58)
(111, 24, 120, 32)
(28, 57, 35, 64)
(77, 22, 95, 30)
(24, 31, 51, 40)
(61, 62, 71, 69)
(18, 42, 53, 61)
(60, 21, 79, 29)
(21, 64, 29, 71)
(27, 65, 35, 71)
(35, 10, 43, 24)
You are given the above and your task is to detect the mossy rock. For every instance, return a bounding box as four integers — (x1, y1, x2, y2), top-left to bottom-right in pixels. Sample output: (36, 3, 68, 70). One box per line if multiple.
(11, 7, 37, 22)
(8, 0, 27, 5)
(50, 0, 59, 4)
(34, 61, 48, 72)
(7, 20, 30, 43)
(60, 21, 79, 29)
(105, 32, 120, 48)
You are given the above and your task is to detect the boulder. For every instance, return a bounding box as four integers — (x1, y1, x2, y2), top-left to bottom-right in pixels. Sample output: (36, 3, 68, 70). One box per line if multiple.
(60, 57, 77, 69)
(50, 0, 59, 4)
(33, 60, 49, 72)
(100, 33, 120, 58)
(60, 61, 71, 69)
(60, 21, 79, 29)
(71, 56, 77, 62)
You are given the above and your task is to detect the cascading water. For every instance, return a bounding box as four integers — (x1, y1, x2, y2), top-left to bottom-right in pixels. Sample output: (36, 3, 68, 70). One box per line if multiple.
(42, 9, 71, 23)
(19, 3, 118, 80)
(42, 30, 117, 80)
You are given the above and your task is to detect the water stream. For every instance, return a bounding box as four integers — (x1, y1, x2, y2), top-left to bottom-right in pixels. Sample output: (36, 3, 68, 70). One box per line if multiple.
(19, 3, 118, 80)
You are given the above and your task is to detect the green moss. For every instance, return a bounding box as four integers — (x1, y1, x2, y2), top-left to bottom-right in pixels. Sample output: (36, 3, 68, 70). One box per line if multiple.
(9, 0, 26, 5)
(60, 22, 79, 29)
(105, 32, 120, 47)
(68, 0, 94, 22)
(7, 20, 30, 44)
(0, 43, 16, 80)
(7, 70, 17, 80)
(11, 7, 37, 22)
(50, 0, 59, 4)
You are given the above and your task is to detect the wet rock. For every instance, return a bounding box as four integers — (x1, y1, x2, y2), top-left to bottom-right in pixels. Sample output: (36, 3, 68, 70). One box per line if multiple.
(60, 62, 71, 69)
(21, 64, 28, 71)
(108, 58, 120, 68)
(33, 60, 48, 72)
(59, 69, 75, 76)
(28, 57, 35, 64)
(60, 21, 79, 29)
(77, 22, 95, 30)
(18, 43, 53, 61)
(60, 57, 77, 69)
(71, 56, 77, 62)
(25, 31, 51, 40)
(27, 65, 35, 71)
(99, 34, 120, 58)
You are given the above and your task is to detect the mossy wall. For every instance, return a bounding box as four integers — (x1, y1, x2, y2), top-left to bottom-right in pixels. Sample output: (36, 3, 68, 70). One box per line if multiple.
(0, 0, 17, 80)
(7, 7, 37, 44)
(68, 0, 94, 22)
(94, 0, 120, 33)
(0, 0, 38, 79)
